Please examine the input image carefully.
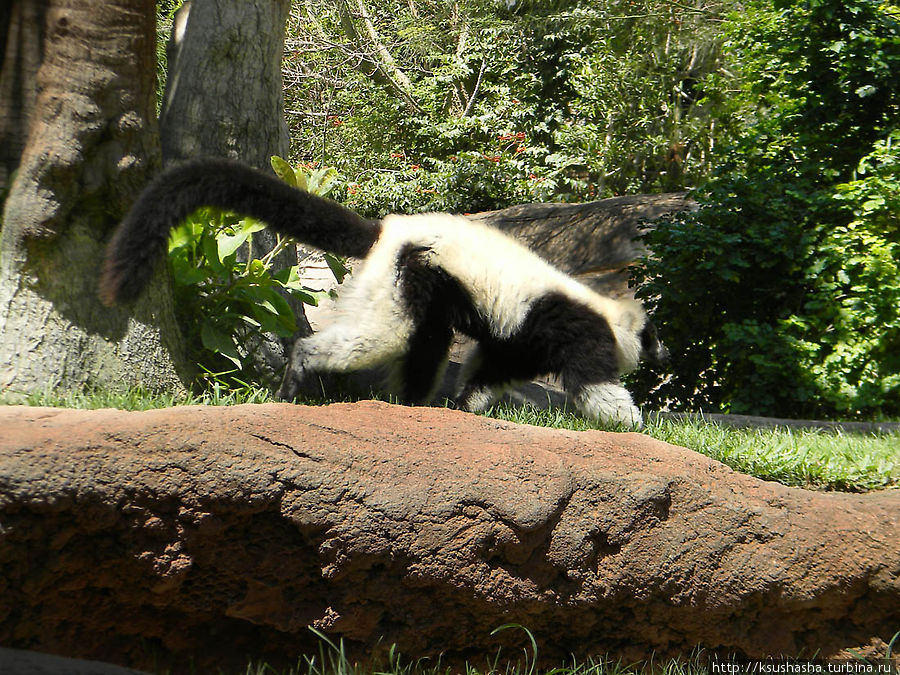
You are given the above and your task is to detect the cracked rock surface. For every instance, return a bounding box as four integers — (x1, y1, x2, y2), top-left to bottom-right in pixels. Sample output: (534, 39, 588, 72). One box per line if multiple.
(0, 402, 897, 672)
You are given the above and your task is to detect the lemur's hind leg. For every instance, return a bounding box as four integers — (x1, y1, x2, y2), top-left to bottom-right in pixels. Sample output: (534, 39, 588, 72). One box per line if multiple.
(454, 345, 507, 412)
(398, 320, 454, 404)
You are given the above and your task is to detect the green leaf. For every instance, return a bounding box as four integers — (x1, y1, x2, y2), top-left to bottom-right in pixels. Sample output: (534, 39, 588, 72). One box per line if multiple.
(168, 224, 194, 250)
(200, 322, 242, 368)
(217, 230, 252, 260)
(287, 288, 326, 306)
(236, 217, 268, 236)
(861, 196, 885, 212)
(307, 167, 339, 197)
(271, 265, 297, 285)
(248, 287, 297, 336)
(201, 230, 225, 273)
(324, 252, 350, 283)
(172, 265, 209, 287)
(270, 155, 298, 188)
(251, 306, 286, 335)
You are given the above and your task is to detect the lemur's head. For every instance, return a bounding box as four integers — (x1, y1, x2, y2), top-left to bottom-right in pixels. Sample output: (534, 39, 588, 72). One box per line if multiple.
(639, 319, 669, 365)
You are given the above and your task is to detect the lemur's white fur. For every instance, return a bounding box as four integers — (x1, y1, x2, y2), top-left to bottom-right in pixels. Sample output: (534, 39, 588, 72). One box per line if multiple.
(102, 158, 661, 428)
(577, 383, 643, 428)
(293, 213, 650, 425)
(298, 214, 644, 368)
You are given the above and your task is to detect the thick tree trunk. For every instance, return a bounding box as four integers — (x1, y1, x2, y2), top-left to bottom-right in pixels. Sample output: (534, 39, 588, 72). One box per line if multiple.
(160, 0, 292, 170)
(0, 0, 48, 196)
(160, 0, 310, 388)
(0, 0, 188, 399)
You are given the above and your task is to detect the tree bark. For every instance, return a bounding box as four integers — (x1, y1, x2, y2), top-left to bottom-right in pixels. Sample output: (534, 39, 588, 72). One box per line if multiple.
(0, 0, 49, 196)
(160, 0, 291, 170)
(0, 0, 188, 399)
(160, 0, 310, 388)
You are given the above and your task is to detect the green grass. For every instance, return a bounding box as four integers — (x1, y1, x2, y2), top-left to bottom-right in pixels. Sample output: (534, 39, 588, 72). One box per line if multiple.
(151, 625, 709, 675)
(5, 386, 898, 492)
(487, 402, 899, 492)
(10, 380, 275, 410)
(157, 625, 899, 675)
(646, 416, 899, 492)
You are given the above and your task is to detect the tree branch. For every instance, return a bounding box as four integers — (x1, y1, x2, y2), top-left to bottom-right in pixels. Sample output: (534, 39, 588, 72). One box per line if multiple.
(335, 0, 424, 114)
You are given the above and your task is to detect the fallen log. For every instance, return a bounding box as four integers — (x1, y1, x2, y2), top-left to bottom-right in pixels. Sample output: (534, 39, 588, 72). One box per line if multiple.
(470, 193, 694, 296)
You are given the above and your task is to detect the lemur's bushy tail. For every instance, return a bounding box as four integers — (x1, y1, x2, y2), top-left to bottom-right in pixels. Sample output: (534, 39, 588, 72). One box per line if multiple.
(99, 158, 381, 305)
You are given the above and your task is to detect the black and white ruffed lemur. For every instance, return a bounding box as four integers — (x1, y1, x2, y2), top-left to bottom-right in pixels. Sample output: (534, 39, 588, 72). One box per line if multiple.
(100, 158, 667, 427)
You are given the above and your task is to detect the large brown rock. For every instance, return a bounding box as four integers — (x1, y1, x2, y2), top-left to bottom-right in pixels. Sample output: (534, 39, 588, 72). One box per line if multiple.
(0, 402, 897, 672)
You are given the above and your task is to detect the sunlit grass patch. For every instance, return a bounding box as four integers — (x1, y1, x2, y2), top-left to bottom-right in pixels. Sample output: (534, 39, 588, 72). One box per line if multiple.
(485, 402, 899, 492)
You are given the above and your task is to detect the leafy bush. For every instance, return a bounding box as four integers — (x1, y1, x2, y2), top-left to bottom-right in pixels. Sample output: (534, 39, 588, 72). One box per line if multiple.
(167, 157, 347, 383)
(168, 209, 314, 375)
(821, 132, 900, 411)
(634, 0, 900, 419)
(284, 0, 739, 214)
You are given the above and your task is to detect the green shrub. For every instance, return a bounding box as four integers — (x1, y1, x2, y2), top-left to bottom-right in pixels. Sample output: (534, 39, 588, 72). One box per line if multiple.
(168, 207, 316, 376)
(636, 135, 900, 419)
(167, 157, 348, 384)
(633, 0, 900, 419)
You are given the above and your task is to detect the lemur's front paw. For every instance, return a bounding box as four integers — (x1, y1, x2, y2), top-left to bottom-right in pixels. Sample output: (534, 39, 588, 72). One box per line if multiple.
(277, 362, 317, 402)
(276, 370, 301, 402)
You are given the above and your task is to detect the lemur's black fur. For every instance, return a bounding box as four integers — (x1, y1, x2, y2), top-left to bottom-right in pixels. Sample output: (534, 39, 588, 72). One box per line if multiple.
(101, 158, 666, 426)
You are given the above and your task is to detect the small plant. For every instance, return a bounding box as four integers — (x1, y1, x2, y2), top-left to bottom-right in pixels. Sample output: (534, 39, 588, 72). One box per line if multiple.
(168, 206, 317, 370)
(167, 156, 350, 384)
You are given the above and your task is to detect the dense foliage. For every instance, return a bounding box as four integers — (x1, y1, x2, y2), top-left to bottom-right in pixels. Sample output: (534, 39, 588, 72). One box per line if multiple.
(634, 0, 900, 418)
(152, 0, 900, 419)
(283, 0, 737, 215)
